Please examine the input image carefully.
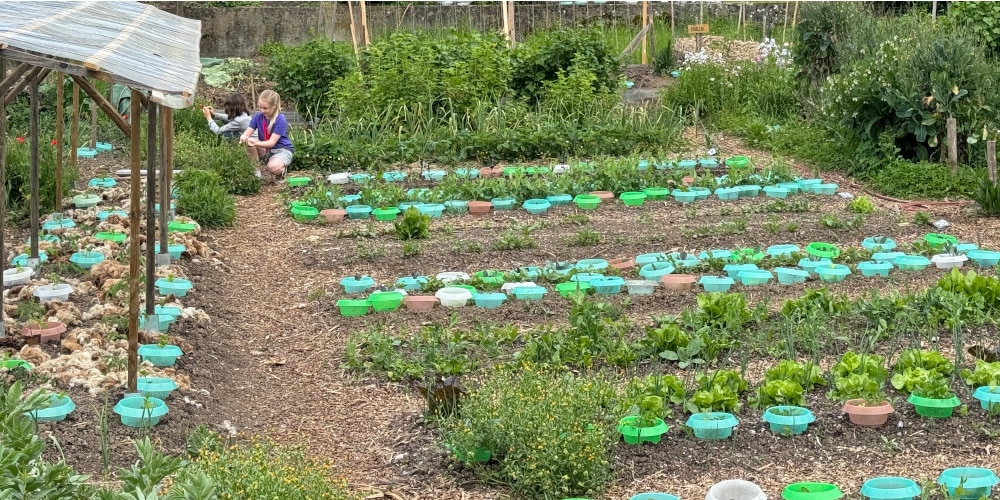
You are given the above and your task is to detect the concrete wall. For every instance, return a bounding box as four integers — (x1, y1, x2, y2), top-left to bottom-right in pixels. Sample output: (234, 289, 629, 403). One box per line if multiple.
(151, 2, 786, 58)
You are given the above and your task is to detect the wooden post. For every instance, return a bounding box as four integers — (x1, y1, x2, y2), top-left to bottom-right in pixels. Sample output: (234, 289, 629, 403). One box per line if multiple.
(508, 0, 516, 49)
(70, 81, 79, 171)
(347, 1, 360, 59)
(28, 73, 39, 260)
(501, 1, 510, 45)
(159, 108, 171, 254)
(641, 1, 649, 64)
(54, 72, 63, 212)
(359, 0, 370, 46)
(988, 140, 997, 186)
(164, 108, 174, 218)
(145, 102, 157, 318)
(947, 117, 958, 175)
(932, 0, 938, 22)
(127, 90, 141, 393)
(89, 91, 97, 149)
(0, 57, 6, 337)
(739, 1, 745, 41)
(697, 1, 704, 52)
(782, 1, 789, 43)
(670, 1, 675, 39)
(791, 1, 799, 29)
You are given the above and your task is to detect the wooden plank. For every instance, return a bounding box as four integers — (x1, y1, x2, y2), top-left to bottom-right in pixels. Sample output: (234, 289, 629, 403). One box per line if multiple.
(3, 65, 45, 106)
(127, 89, 141, 393)
(0, 62, 30, 94)
(620, 22, 653, 59)
(687, 24, 710, 34)
(70, 74, 130, 137)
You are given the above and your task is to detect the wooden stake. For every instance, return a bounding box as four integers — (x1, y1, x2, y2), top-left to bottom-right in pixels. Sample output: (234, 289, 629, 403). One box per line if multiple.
(642, 1, 649, 65)
(988, 140, 997, 186)
(782, 1, 789, 43)
(670, 1, 675, 39)
(697, 1, 704, 52)
(359, 0, 370, 46)
(127, 89, 141, 393)
(739, 1, 745, 41)
(164, 108, 174, 227)
(89, 85, 97, 149)
(508, 0, 516, 49)
(54, 72, 63, 212)
(145, 102, 157, 318)
(932, 0, 938, 22)
(28, 73, 39, 260)
(159, 108, 171, 252)
(347, 1, 360, 60)
(70, 81, 79, 171)
(0, 57, 6, 337)
(501, 1, 510, 45)
(947, 117, 958, 175)
(791, 1, 799, 29)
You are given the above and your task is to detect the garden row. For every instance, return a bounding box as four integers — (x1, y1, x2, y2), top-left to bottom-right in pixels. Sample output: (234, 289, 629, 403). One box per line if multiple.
(282, 158, 838, 223)
(330, 232, 997, 316)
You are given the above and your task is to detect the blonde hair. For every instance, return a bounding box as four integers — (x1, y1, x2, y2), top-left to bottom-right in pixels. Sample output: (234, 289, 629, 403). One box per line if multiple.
(258, 89, 281, 117)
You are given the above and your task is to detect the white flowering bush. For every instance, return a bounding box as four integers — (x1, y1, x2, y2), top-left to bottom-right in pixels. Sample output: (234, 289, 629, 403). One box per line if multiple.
(661, 57, 796, 122)
(678, 48, 725, 70)
(821, 30, 998, 162)
(756, 38, 792, 66)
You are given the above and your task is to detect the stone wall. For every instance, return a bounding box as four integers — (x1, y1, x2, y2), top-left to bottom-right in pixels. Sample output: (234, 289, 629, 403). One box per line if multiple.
(151, 1, 787, 58)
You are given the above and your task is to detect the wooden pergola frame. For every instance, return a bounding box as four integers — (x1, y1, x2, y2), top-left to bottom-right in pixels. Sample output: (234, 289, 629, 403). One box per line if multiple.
(0, 60, 180, 393)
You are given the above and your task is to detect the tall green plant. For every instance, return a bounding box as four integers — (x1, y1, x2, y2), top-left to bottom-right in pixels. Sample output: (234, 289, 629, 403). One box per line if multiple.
(262, 37, 355, 120)
(512, 27, 622, 103)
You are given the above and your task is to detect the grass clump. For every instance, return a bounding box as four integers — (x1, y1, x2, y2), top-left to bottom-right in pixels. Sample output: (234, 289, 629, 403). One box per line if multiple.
(174, 169, 237, 228)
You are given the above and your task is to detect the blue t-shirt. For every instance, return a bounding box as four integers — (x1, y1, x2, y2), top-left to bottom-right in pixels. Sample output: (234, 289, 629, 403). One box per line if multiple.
(249, 112, 294, 151)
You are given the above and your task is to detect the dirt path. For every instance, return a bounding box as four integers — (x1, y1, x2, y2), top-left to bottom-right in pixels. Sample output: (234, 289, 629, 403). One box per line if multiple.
(192, 186, 454, 498)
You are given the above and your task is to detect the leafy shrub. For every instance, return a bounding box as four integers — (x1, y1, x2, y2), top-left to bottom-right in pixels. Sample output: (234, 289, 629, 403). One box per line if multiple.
(394, 207, 430, 240)
(187, 427, 358, 500)
(174, 168, 236, 228)
(949, 1, 1000, 54)
(3, 138, 77, 216)
(793, 2, 864, 85)
(441, 366, 616, 499)
(262, 37, 355, 120)
(512, 27, 622, 103)
(821, 27, 998, 162)
(350, 30, 512, 117)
